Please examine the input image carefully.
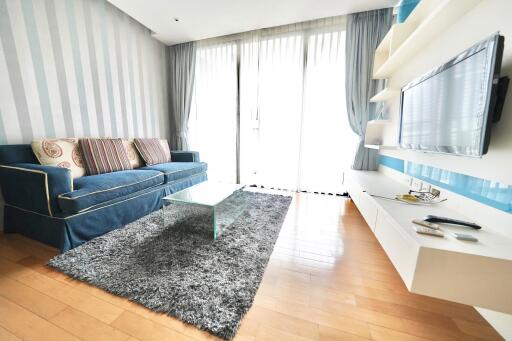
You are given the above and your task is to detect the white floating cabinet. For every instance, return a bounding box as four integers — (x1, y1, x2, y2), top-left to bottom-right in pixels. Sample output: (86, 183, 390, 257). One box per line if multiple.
(346, 170, 512, 314)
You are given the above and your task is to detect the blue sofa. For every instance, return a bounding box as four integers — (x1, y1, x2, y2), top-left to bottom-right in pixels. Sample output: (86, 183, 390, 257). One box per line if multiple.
(0, 144, 207, 252)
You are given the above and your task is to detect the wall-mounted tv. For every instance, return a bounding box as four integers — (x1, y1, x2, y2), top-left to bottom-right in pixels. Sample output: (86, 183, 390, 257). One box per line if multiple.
(399, 33, 508, 157)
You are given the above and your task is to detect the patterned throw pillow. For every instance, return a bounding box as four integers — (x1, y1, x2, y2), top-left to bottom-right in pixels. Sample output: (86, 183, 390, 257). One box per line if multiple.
(31, 138, 86, 179)
(79, 138, 133, 175)
(122, 139, 143, 169)
(133, 138, 172, 166)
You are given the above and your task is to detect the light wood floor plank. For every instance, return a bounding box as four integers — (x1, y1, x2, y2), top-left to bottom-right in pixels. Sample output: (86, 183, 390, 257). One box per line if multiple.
(50, 306, 131, 341)
(0, 276, 68, 320)
(0, 193, 503, 340)
(0, 243, 28, 262)
(0, 296, 79, 341)
(244, 305, 320, 340)
(0, 325, 21, 341)
(16, 270, 124, 324)
(0, 257, 38, 280)
(255, 324, 315, 340)
(318, 324, 372, 341)
(453, 318, 504, 341)
(369, 324, 430, 341)
(111, 311, 195, 341)
(18, 256, 82, 287)
(0, 234, 58, 260)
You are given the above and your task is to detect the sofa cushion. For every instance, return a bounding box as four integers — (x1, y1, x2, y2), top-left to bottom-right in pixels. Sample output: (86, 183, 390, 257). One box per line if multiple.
(79, 138, 133, 175)
(140, 162, 207, 183)
(122, 139, 144, 169)
(58, 169, 164, 213)
(134, 138, 171, 166)
(31, 138, 86, 179)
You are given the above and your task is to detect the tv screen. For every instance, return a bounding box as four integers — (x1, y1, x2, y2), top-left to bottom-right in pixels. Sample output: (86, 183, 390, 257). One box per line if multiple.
(399, 33, 505, 157)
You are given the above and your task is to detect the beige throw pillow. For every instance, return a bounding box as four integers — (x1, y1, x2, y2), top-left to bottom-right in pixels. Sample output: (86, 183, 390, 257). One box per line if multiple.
(122, 139, 144, 169)
(31, 138, 86, 179)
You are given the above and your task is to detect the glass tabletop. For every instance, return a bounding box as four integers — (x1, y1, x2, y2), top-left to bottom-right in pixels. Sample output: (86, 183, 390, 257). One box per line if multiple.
(162, 182, 245, 207)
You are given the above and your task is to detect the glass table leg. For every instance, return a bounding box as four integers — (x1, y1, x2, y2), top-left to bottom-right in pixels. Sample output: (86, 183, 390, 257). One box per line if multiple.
(212, 206, 217, 240)
(161, 202, 167, 228)
(211, 190, 248, 239)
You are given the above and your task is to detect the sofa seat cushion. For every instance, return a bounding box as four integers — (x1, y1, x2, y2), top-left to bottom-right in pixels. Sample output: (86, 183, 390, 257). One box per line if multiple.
(58, 169, 164, 213)
(140, 162, 207, 183)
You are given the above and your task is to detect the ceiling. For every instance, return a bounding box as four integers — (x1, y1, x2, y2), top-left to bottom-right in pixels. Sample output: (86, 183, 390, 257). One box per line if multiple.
(107, 0, 396, 45)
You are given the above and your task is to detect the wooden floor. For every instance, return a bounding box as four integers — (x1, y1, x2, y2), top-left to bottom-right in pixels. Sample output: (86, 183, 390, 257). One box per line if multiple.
(0, 193, 504, 341)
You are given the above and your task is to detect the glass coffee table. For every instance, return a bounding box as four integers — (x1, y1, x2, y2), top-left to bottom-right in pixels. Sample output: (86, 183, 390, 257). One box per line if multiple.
(162, 182, 247, 239)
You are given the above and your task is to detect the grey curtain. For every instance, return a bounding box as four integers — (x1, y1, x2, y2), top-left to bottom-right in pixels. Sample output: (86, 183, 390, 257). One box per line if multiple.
(345, 8, 392, 170)
(167, 42, 197, 150)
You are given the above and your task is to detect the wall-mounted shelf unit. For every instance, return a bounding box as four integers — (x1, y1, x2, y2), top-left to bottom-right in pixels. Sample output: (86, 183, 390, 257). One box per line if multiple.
(370, 88, 399, 102)
(364, 120, 396, 149)
(373, 0, 482, 79)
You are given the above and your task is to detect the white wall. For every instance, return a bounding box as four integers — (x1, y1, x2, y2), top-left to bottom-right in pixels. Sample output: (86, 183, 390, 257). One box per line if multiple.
(381, 0, 512, 185)
(378, 0, 512, 337)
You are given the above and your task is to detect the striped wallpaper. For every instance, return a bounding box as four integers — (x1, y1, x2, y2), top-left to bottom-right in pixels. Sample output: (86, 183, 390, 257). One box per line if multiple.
(0, 0, 170, 144)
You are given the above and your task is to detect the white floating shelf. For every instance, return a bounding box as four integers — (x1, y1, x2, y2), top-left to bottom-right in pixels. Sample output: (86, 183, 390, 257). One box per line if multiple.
(364, 120, 392, 149)
(370, 88, 399, 102)
(365, 144, 397, 150)
(373, 0, 482, 79)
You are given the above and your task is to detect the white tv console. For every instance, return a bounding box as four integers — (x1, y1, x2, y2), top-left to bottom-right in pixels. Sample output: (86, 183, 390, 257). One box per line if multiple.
(346, 170, 512, 314)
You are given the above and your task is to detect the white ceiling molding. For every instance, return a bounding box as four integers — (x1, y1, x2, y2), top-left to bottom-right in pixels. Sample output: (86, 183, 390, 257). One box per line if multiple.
(107, 0, 396, 45)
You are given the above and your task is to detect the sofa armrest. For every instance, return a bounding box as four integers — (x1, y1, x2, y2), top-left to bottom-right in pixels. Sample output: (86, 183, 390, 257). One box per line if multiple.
(171, 151, 200, 162)
(0, 163, 73, 216)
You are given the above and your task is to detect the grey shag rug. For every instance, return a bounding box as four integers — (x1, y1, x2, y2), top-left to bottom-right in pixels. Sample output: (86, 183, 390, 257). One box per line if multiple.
(48, 190, 291, 339)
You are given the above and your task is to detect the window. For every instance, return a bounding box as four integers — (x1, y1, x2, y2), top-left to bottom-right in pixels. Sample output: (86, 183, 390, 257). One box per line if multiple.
(189, 42, 238, 183)
(189, 20, 356, 193)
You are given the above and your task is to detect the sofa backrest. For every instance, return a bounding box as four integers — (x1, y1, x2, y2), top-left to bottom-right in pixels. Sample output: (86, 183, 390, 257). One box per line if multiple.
(0, 144, 38, 165)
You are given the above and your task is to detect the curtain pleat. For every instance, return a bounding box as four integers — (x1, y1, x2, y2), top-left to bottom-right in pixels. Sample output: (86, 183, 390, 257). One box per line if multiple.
(345, 8, 392, 170)
(167, 42, 196, 150)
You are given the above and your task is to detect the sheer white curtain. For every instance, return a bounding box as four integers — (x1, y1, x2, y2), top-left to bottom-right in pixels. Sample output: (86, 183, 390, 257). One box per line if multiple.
(240, 19, 355, 193)
(189, 41, 237, 183)
(240, 31, 304, 190)
(299, 29, 357, 193)
(190, 17, 356, 193)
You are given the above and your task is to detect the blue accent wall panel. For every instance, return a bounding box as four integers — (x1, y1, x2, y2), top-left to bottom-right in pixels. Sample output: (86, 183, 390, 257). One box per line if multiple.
(378, 154, 512, 214)
(377, 154, 405, 173)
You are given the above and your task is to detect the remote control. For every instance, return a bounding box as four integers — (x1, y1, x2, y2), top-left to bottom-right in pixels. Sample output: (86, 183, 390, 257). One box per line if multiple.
(423, 215, 482, 229)
(413, 225, 444, 237)
(451, 232, 478, 242)
(412, 219, 440, 230)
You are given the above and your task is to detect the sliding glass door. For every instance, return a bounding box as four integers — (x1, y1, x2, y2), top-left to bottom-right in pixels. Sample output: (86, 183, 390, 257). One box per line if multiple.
(190, 22, 355, 194)
(189, 42, 238, 183)
(298, 29, 357, 193)
(240, 33, 305, 190)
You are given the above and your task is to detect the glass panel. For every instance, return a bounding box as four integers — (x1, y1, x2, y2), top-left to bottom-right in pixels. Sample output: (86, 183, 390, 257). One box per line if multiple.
(240, 33, 304, 190)
(299, 29, 357, 194)
(163, 182, 245, 207)
(162, 184, 248, 239)
(189, 42, 238, 182)
(213, 190, 249, 238)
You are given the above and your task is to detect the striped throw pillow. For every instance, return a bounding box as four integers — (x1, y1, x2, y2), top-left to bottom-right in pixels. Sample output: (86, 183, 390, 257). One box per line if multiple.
(133, 138, 171, 166)
(79, 138, 133, 175)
